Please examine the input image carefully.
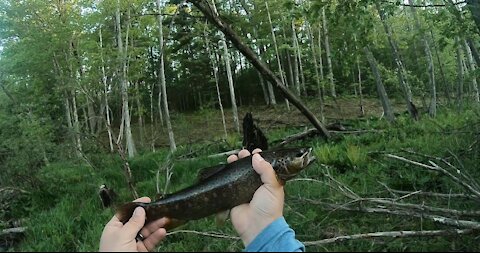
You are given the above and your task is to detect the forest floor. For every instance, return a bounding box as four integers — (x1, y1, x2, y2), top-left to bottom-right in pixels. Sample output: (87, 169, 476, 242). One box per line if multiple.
(4, 96, 480, 252)
(142, 96, 419, 149)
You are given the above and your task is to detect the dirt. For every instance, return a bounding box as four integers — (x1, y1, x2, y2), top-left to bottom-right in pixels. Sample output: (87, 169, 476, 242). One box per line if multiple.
(143, 97, 411, 148)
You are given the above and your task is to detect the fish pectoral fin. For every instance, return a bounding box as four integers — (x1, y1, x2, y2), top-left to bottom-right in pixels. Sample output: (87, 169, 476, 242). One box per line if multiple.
(196, 164, 227, 182)
(275, 173, 287, 186)
(165, 218, 188, 231)
(215, 210, 230, 227)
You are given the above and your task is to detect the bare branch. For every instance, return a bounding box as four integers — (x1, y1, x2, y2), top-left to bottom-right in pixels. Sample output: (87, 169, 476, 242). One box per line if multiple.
(301, 198, 480, 229)
(166, 230, 240, 240)
(385, 154, 480, 199)
(303, 228, 478, 246)
(107, 123, 138, 199)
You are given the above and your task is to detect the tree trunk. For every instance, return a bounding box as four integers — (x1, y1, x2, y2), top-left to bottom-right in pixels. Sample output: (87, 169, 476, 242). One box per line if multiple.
(431, 30, 450, 105)
(116, 0, 136, 157)
(409, 0, 436, 117)
(456, 36, 465, 107)
(291, 21, 301, 96)
(99, 28, 114, 152)
(262, 45, 276, 105)
(463, 39, 480, 102)
(364, 47, 396, 123)
(323, 8, 336, 98)
(135, 82, 144, 147)
(376, 2, 418, 120)
(354, 34, 365, 116)
(307, 22, 323, 99)
(266, 1, 290, 111)
(156, 0, 176, 151)
(204, 24, 228, 139)
(317, 27, 325, 82)
(292, 22, 305, 95)
(189, 0, 331, 138)
(71, 90, 83, 155)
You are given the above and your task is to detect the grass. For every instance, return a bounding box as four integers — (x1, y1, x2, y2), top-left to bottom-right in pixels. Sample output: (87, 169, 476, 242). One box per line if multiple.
(5, 100, 480, 252)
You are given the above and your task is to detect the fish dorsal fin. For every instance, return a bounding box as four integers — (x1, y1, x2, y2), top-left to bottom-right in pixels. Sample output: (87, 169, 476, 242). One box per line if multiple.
(196, 164, 228, 182)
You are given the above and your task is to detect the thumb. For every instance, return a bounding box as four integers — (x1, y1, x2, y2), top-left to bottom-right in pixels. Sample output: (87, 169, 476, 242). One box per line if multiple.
(252, 154, 281, 188)
(122, 207, 146, 238)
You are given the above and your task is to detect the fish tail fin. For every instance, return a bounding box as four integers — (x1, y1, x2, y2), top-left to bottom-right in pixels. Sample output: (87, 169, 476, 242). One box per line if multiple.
(116, 202, 146, 224)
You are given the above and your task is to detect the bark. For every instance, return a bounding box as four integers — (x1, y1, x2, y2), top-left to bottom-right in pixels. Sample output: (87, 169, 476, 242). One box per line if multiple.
(466, 38, 480, 66)
(262, 45, 277, 105)
(376, 2, 418, 120)
(323, 8, 336, 98)
(99, 28, 114, 152)
(156, 0, 177, 151)
(431, 30, 450, 104)
(116, 0, 136, 157)
(204, 25, 228, 139)
(307, 22, 323, 99)
(409, 0, 436, 117)
(354, 34, 365, 116)
(189, 0, 331, 138)
(364, 47, 396, 123)
(456, 36, 465, 107)
(266, 1, 290, 111)
(135, 82, 145, 146)
(463, 39, 480, 102)
(291, 21, 301, 96)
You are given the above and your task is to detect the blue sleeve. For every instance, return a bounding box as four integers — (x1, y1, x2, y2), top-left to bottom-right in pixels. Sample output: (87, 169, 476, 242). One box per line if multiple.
(244, 217, 305, 252)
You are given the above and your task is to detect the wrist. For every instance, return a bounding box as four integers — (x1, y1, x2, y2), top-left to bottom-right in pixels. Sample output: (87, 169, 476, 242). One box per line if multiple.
(240, 214, 282, 246)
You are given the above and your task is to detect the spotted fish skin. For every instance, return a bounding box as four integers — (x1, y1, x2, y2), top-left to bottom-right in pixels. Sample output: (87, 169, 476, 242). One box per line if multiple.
(116, 148, 315, 226)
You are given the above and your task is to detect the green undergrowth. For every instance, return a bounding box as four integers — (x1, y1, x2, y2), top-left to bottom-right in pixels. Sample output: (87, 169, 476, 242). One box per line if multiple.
(8, 106, 480, 252)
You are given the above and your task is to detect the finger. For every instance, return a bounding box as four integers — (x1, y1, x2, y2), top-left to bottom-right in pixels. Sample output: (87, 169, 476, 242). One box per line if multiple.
(252, 154, 281, 188)
(252, 148, 262, 154)
(238, 149, 251, 159)
(134, 197, 151, 203)
(136, 241, 149, 252)
(139, 217, 170, 238)
(122, 207, 147, 238)
(142, 228, 167, 251)
(114, 197, 151, 221)
(227, 155, 238, 164)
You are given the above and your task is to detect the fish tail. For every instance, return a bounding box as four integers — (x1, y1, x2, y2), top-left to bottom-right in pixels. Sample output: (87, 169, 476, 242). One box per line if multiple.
(116, 201, 147, 224)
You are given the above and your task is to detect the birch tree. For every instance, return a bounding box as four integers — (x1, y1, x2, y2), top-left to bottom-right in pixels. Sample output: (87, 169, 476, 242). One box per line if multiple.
(156, 0, 176, 151)
(116, 0, 136, 157)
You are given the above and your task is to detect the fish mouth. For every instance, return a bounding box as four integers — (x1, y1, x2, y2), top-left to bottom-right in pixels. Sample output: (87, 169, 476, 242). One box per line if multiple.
(301, 147, 316, 167)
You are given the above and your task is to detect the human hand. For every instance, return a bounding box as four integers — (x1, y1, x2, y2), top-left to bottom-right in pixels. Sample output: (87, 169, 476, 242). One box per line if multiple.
(227, 149, 284, 247)
(99, 197, 170, 252)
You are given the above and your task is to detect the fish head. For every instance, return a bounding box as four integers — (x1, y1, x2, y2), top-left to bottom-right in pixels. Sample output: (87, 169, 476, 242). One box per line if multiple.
(266, 147, 316, 182)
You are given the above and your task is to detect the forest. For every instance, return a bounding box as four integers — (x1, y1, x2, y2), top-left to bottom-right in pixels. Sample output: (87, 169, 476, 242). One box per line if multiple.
(1, 0, 480, 251)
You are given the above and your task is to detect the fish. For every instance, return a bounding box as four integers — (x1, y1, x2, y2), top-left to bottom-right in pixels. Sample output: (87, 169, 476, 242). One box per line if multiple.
(116, 147, 316, 227)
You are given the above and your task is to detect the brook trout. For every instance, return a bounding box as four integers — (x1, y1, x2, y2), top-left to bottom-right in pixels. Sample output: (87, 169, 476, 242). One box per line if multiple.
(116, 147, 315, 226)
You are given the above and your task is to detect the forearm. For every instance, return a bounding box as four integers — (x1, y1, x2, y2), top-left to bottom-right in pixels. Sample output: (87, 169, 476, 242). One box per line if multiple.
(244, 217, 305, 252)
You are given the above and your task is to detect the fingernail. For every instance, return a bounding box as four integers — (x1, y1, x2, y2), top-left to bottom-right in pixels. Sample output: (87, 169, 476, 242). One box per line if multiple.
(133, 207, 144, 217)
(253, 154, 264, 162)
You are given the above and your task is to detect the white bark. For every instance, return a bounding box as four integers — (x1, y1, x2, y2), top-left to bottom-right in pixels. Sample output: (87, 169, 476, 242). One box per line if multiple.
(409, 0, 436, 117)
(323, 8, 336, 98)
(99, 28, 114, 152)
(204, 24, 228, 139)
(266, 1, 290, 111)
(116, 0, 136, 157)
(157, 0, 176, 151)
(463, 39, 480, 102)
(364, 47, 395, 123)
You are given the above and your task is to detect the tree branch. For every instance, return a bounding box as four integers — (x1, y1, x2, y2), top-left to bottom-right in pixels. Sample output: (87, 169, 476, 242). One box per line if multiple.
(187, 0, 331, 139)
(303, 228, 478, 246)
